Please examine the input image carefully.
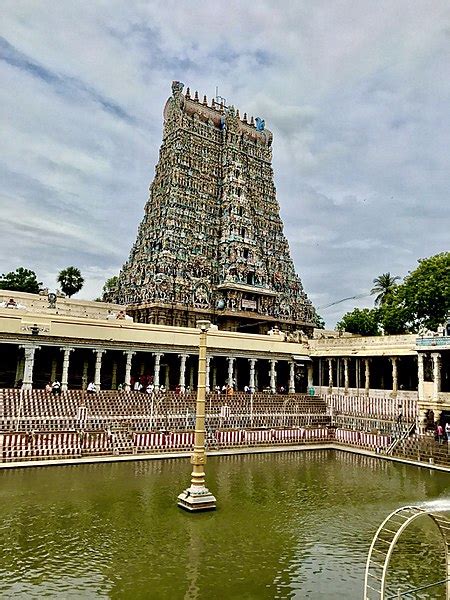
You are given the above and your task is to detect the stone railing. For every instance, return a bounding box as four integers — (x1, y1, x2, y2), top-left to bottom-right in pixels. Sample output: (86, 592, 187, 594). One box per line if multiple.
(416, 336, 450, 349)
(314, 386, 418, 400)
(310, 334, 417, 355)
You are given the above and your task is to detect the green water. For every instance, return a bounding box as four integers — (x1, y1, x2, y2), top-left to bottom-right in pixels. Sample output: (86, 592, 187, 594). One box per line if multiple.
(0, 450, 449, 599)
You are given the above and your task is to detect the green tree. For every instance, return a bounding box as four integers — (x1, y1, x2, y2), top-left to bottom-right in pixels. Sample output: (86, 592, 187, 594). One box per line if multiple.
(0, 267, 42, 294)
(57, 267, 84, 298)
(398, 252, 449, 332)
(102, 275, 118, 301)
(312, 311, 325, 329)
(336, 308, 380, 336)
(378, 288, 409, 335)
(370, 272, 400, 306)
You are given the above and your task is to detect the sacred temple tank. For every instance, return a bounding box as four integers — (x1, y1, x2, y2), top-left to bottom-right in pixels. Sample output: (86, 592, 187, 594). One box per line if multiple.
(112, 81, 316, 335)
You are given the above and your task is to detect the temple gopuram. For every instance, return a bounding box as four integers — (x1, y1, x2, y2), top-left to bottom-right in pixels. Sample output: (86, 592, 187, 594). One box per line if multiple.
(111, 81, 316, 335)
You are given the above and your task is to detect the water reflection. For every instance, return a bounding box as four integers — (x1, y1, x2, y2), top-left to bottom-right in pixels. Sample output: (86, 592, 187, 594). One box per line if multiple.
(0, 450, 449, 599)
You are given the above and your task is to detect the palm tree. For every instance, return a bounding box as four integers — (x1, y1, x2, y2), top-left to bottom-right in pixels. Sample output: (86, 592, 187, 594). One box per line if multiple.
(371, 272, 400, 306)
(57, 267, 84, 298)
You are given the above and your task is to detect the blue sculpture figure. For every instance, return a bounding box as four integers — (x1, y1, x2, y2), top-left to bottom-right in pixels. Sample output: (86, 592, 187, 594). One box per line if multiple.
(255, 117, 265, 131)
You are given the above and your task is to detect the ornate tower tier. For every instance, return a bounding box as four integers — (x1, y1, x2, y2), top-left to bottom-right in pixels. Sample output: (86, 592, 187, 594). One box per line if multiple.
(112, 81, 316, 335)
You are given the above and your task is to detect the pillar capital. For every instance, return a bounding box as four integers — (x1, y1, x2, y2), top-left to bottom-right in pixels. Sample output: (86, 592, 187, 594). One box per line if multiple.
(93, 348, 106, 356)
(60, 346, 74, 354)
(123, 350, 136, 357)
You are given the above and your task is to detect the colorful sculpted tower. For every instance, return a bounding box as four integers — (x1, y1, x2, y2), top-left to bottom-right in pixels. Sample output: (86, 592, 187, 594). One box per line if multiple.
(113, 81, 316, 335)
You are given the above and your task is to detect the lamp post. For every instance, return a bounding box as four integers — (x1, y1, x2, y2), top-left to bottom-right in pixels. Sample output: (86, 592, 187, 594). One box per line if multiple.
(177, 320, 217, 512)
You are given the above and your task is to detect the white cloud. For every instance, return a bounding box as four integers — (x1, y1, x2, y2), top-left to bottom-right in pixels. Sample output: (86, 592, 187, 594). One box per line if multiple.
(1, 1, 449, 323)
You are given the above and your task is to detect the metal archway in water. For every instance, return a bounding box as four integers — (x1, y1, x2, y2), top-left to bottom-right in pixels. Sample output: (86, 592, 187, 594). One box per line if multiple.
(364, 505, 450, 599)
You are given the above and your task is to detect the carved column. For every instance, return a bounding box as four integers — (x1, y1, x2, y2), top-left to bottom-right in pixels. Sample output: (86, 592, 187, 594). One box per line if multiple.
(50, 358, 58, 383)
(307, 363, 314, 390)
(289, 361, 296, 394)
(364, 358, 370, 396)
(318, 358, 322, 387)
(249, 358, 257, 393)
(123, 351, 135, 391)
(432, 352, 441, 401)
(82, 360, 89, 390)
(269, 360, 277, 394)
(343, 358, 349, 394)
(205, 356, 211, 393)
(189, 365, 195, 390)
(391, 357, 398, 396)
(60, 347, 74, 391)
(21, 345, 39, 391)
(212, 364, 217, 390)
(227, 357, 235, 387)
(327, 358, 333, 391)
(15, 354, 25, 386)
(355, 358, 360, 390)
(179, 354, 188, 392)
(93, 349, 105, 390)
(417, 353, 424, 401)
(153, 352, 163, 392)
(164, 364, 170, 390)
(111, 360, 118, 390)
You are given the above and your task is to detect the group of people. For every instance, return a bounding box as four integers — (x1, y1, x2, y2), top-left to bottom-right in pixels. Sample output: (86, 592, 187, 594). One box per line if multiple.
(45, 381, 62, 396)
(435, 422, 450, 444)
(44, 381, 98, 395)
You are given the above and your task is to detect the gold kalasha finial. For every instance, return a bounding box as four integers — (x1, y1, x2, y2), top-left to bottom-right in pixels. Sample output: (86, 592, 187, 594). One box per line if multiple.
(194, 91, 199, 102)
(243, 112, 248, 123)
(185, 87, 191, 99)
(203, 95, 208, 105)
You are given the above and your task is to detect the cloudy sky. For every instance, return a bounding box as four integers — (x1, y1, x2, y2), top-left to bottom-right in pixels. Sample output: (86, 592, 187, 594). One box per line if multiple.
(1, 1, 449, 326)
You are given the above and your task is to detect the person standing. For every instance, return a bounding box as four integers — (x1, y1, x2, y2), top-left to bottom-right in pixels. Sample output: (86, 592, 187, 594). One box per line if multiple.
(445, 422, 450, 443)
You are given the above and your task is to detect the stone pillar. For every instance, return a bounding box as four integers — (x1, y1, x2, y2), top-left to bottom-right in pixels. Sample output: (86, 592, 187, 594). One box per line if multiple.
(212, 364, 217, 390)
(111, 360, 118, 390)
(205, 356, 211, 393)
(179, 354, 188, 392)
(15, 354, 25, 386)
(327, 358, 333, 391)
(307, 363, 314, 390)
(249, 358, 257, 393)
(289, 361, 296, 394)
(364, 358, 370, 396)
(50, 358, 58, 383)
(318, 358, 322, 387)
(21, 345, 39, 391)
(139, 360, 145, 376)
(189, 365, 194, 391)
(270, 360, 277, 394)
(432, 352, 441, 401)
(355, 358, 360, 390)
(391, 357, 398, 396)
(343, 358, 349, 394)
(123, 350, 135, 391)
(417, 353, 425, 401)
(93, 349, 105, 390)
(60, 347, 74, 392)
(227, 357, 235, 387)
(81, 360, 89, 390)
(165, 365, 170, 390)
(153, 352, 163, 392)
